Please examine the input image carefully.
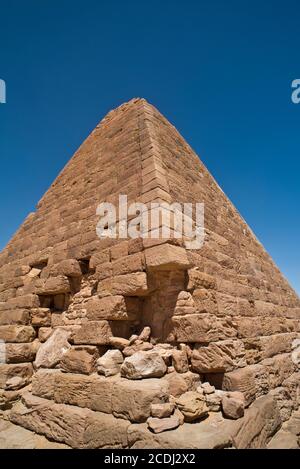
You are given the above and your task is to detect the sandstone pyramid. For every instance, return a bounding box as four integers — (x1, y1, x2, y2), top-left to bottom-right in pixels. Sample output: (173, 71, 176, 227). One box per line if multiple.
(0, 98, 299, 449)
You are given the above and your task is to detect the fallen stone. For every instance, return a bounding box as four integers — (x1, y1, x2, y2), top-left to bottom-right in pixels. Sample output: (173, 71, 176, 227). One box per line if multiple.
(222, 393, 245, 419)
(121, 351, 167, 379)
(97, 349, 123, 376)
(109, 336, 130, 350)
(172, 349, 189, 373)
(229, 395, 281, 448)
(138, 326, 151, 342)
(123, 342, 153, 357)
(201, 382, 215, 394)
(176, 391, 208, 422)
(151, 402, 174, 418)
(147, 415, 180, 433)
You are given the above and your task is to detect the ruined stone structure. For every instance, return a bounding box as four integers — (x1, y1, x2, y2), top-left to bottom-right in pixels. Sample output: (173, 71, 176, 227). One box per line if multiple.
(0, 98, 299, 449)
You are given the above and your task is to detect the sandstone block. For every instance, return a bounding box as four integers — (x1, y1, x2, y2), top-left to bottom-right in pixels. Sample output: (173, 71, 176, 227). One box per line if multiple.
(30, 308, 51, 326)
(98, 272, 149, 297)
(187, 269, 216, 290)
(72, 321, 117, 345)
(222, 367, 257, 406)
(262, 353, 295, 388)
(161, 371, 201, 397)
(35, 328, 71, 368)
(56, 259, 82, 278)
(0, 363, 33, 389)
(111, 252, 144, 276)
(10, 393, 89, 448)
(109, 336, 130, 350)
(165, 314, 237, 343)
(90, 375, 115, 414)
(32, 369, 61, 400)
(0, 309, 30, 326)
(36, 276, 70, 296)
(172, 349, 189, 373)
(6, 294, 40, 309)
(54, 372, 93, 408)
(112, 378, 168, 422)
(84, 411, 130, 448)
(191, 339, 246, 373)
(5, 342, 38, 363)
(60, 346, 99, 375)
(145, 244, 190, 271)
(90, 249, 110, 270)
(86, 295, 134, 321)
(230, 395, 281, 448)
(0, 325, 36, 343)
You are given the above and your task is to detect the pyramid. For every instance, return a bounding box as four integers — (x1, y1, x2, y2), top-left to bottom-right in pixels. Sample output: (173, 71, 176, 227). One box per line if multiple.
(0, 98, 299, 449)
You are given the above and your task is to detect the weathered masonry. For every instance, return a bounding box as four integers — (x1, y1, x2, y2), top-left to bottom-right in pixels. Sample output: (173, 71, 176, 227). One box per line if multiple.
(0, 99, 299, 449)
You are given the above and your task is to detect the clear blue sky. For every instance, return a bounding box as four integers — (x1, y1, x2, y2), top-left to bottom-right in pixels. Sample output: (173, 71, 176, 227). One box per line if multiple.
(0, 0, 299, 295)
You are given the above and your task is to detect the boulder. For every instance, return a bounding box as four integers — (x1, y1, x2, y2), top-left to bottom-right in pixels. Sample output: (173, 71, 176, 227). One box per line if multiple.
(121, 351, 167, 379)
(222, 392, 245, 419)
(97, 350, 123, 377)
(35, 328, 71, 368)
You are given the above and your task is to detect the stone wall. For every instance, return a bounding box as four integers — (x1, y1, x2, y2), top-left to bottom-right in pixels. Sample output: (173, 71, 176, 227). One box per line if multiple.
(0, 98, 299, 448)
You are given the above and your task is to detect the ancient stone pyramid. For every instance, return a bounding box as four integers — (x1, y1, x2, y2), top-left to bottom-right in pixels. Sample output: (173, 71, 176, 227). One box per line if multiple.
(0, 98, 299, 449)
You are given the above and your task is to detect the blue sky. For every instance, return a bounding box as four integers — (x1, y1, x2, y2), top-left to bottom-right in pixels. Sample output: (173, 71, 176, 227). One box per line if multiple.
(0, 0, 299, 295)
